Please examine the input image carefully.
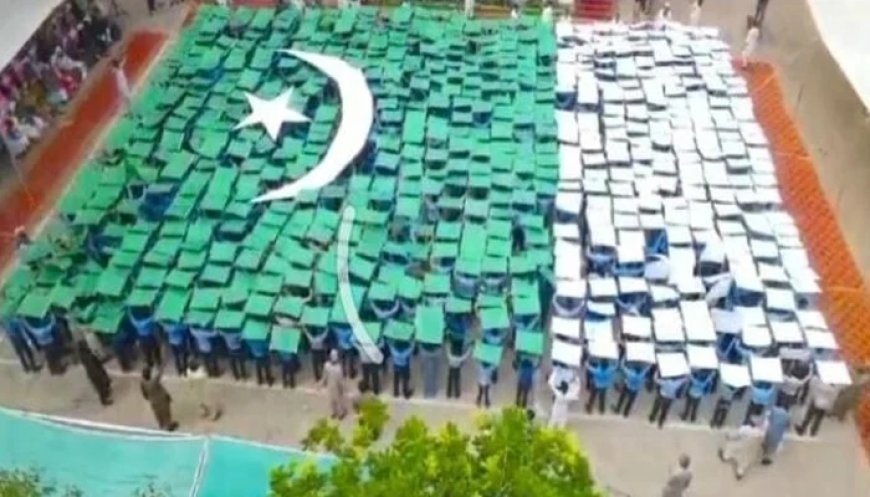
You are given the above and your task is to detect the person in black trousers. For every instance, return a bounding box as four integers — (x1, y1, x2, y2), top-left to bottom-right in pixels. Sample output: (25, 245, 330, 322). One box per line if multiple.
(145, 0, 156, 15)
(446, 339, 472, 398)
(78, 341, 112, 405)
(4, 319, 38, 372)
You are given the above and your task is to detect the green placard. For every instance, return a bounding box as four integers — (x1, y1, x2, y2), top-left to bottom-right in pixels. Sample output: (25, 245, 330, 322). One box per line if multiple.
(474, 341, 503, 365)
(384, 319, 414, 341)
(270, 325, 301, 353)
(415, 305, 445, 344)
(515, 330, 544, 356)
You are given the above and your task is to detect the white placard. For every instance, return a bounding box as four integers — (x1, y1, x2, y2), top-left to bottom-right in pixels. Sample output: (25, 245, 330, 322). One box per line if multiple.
(622, 315, 653, 339)
(749, 356, 784, 383)
(652, 308, 685, 342)
(551, 317, 582, 340)
(719, 363, 751, 388)
(626, 341, 657, 363)
(589, 339, 619, 359)
(657, 352, 690, 378)
(687, 344, 719, 369)
(769, 320, 804, 344)
(815, 360, 853, 386)
(551, 339, 583, 367)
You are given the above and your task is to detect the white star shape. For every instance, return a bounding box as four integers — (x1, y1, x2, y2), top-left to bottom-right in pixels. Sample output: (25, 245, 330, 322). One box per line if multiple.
(235, 89, 308, 141)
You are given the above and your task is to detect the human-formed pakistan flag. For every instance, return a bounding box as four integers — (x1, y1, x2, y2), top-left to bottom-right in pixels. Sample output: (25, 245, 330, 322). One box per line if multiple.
(2, 6, 558, 363)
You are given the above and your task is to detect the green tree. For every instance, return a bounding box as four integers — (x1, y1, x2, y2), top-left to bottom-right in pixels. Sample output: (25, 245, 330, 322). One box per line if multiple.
(0, 470, 80, 497)
(0, 469, 168, 497)
(271, 406, 601, 497)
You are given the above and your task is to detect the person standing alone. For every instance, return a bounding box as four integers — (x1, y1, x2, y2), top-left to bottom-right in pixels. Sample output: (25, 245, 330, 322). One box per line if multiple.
(111, 58, 132, 106)
(661, 454, 692, 497)
(78, 341, 112, 406)
(140, 365, 178, 431)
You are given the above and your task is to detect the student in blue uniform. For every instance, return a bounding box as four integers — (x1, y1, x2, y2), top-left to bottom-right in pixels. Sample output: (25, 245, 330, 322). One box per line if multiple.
(446, 337, 472, 398)
(514, 354, 538, 408)
(163, 322, 190, 376)
(420, 342, 442, 398)
(3, 317, 38, 372)
(388, 338, 414, 398)
(333, 324, 357, 379)
(128, 307, 161, 367)
(190, 327, 219, 377)
(613, 358, 651, 417)
(353, 335, 383, 395)
(649, 373, 687, 428)
(247, 336, 274, 386)
(220, 329, 247, 381)
(303, 326, 329, 381)
(476, 359, 498, 408)
(278, 350, 299, 388)
(24, 314, 63, 375)
(681, 368, 716, 422)
(585, 357, 619, 414)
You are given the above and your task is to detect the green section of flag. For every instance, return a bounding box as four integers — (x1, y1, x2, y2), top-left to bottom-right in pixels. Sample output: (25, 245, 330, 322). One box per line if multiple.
(1, 6, 555, 360)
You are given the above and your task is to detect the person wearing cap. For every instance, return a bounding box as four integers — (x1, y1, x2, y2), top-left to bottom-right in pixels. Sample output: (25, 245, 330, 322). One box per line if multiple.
(649, 373, 686, 428)
(796, 375, 840, 436)
(613, 357, 651, 417)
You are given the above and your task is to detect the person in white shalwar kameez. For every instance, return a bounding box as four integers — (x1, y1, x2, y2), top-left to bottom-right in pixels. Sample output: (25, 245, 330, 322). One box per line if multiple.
(742, 22, 760, 69)
(719, 422, 764, 479)
(548, 372, 580, 429)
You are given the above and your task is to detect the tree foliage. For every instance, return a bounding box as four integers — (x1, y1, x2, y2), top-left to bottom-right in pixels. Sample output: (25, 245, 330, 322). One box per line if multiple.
(0, 470, 80, 497)
(271, 406, 601, 497)
(0, 469, 168, 497)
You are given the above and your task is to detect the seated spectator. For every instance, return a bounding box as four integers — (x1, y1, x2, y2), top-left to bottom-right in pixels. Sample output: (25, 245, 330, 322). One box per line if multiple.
(51, 46, 87, 82)
(19, 108, 47, 142)
(2, 115, 31, 158)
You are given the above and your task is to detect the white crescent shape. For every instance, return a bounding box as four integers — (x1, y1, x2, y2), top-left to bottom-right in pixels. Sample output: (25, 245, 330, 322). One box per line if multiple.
(252, 49, 374, 203)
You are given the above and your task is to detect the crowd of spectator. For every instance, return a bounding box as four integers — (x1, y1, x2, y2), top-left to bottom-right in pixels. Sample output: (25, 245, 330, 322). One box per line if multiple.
(0, 0, 122, 162)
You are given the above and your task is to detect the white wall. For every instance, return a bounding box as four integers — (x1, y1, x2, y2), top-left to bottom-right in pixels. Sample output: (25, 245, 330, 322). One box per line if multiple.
(0, 0, 64, 69)
(807, 0, 870, 113)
